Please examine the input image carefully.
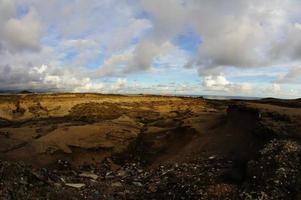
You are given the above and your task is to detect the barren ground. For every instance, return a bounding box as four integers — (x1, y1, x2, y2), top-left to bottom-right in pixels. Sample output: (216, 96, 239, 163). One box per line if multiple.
(1, 94, 301, 199)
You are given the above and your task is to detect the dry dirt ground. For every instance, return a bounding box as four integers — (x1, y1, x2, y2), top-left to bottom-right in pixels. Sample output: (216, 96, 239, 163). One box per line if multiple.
(0, 94, 301, 199)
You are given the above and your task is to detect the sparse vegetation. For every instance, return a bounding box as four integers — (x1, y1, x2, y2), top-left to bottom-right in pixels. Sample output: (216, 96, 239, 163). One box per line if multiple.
(69, 102, 127, 121)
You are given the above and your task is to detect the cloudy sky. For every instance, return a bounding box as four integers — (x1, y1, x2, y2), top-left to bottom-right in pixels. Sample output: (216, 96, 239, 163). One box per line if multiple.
(1, 0, 301, 98)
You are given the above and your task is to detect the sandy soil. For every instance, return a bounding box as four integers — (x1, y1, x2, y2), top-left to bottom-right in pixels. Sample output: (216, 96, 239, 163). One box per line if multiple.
(0, 94, 207, 167)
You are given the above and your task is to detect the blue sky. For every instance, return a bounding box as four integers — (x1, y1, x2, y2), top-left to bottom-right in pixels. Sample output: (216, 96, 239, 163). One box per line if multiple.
(0, 0, 301, 98)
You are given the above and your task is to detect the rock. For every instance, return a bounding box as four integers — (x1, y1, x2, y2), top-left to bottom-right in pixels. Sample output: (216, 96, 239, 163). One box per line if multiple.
(33, 133, 42, 139)
(0, 131, 9, 138)
(111, 181, 123, 187)
(117, 169, 127, 177)
(94, 191, 101, 196)
(79, 172, 98, 180)
(57, 160, 71, 169)
(133, 181, 143, 187)
(209, 156, 216, 160)
(53, 183, 62, 187)
(105, 171, 115, 179)
(65, 183, 85, 188)
(148, 184, 157, 192)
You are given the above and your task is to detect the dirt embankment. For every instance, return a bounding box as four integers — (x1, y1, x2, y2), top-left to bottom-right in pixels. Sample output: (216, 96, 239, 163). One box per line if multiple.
(0, 94, 207, 167)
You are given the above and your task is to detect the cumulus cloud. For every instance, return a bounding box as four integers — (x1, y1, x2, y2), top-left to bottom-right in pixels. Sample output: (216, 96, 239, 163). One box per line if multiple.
(138, 0, 301, 76)
(276, 66, 301, 83)
(0, 0, 301, 98)
(28, 64, 91, 91)
(111, 78, 127, 90)
(0, 0, 15, 28)
(270, 83, 281, 93)
(95, 50, 134, 77)
(202, 75, 252, 93)
(203, 76, 230, 91)
(73, 80, 105, 93)
(1, 7, 42, 52)
(60, 39, 101, 67)
(270, 23, 301, 61)
(125, 41, 176, 73)
(260, 83, 282, 97)
(94, 41, 177, 77)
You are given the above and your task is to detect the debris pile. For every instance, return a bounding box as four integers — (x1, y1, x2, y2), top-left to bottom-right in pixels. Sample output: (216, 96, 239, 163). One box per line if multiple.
(240, 139, 301, 200)
(0, 157, 241, 200)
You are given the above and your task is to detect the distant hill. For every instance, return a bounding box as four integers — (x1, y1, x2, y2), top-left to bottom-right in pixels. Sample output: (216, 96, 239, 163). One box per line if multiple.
(19, 90, 33, 94)
(259, 97, 301, 108)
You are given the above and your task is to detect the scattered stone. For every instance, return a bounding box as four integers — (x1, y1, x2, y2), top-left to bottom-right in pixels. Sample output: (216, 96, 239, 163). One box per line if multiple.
(111, 181, 123, 187)
(208, 155, 216, 160)
(148, 184, 157, 192)
(79, 172, 98, 180)
(133, 181, 143, 187)
(65, 183, 86, 188)
(0, 131, 9, 138)
(117, 169, 127, 177)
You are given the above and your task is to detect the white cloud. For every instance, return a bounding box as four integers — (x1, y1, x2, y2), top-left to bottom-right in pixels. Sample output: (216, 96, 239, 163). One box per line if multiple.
(95, 50, 134, 77)
(111, 78, 127, 90)
(203, 75, 230, 91)
(202, 75, 253, 94)
(33, 64, 47, 74)
(0, 0, 15, 26)
(2, 8, 42, 52)
(0, 0, 300, 98)
(260, 83, 283, 98)
(276, 66, 301, 83)
(271, 23, 301, 61)
(271, 83, 281, 93)
(60, 39, 101, 67)
(125, 40, 176, 73)
(73, 79, 105, 93)
(94, 41, 178, 77)
(140, 0, 301, 76)
(104, 18, 152, 53)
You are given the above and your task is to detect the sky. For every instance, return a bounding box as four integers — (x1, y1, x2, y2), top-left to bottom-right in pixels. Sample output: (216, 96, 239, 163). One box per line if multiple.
(0, 0, 301, 98)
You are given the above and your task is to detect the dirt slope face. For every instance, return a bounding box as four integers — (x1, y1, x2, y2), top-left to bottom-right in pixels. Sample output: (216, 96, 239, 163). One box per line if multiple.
(0, 94, 208, 167)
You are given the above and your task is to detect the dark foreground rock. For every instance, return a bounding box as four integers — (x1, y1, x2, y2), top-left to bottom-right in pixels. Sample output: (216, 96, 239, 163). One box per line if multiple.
(1, 138, 301, 200)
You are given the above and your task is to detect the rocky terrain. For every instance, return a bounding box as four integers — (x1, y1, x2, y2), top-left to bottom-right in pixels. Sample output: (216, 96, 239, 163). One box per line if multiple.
(0, 93, 301, 199)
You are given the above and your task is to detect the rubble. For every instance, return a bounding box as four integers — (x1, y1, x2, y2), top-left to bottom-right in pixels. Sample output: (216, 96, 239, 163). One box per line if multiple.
(0, 131, 9, 138)
(239, 139, 301, 200)
(65, 183, 86, 188)
(79, 172, 99, 180)
(1, 138, 301, 199)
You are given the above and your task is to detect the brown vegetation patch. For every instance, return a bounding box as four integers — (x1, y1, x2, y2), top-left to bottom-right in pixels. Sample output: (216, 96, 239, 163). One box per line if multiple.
(69, 102, 127, 121)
